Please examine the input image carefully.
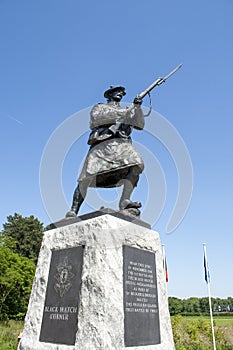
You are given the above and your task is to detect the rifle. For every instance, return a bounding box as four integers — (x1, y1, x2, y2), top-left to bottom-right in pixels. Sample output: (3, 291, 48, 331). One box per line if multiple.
(135, 63, 182, 101)
(108, 64, 182, 134)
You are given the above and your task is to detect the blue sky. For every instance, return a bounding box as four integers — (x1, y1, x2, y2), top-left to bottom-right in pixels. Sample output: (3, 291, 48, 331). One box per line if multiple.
(1, 1, 232, 299)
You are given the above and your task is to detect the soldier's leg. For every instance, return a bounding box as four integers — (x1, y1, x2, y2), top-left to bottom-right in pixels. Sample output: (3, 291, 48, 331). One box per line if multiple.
(66, 181, 89, 218)
(119, 165, 142, 210)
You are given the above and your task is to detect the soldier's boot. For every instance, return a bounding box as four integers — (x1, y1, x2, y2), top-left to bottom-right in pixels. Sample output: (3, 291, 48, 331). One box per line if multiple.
(66, 184, 87, 218)
(119, 166, 142, 210)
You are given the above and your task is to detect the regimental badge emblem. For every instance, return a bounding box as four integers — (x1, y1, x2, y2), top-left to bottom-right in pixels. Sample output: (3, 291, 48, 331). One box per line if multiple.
(54, 256, 75, 297)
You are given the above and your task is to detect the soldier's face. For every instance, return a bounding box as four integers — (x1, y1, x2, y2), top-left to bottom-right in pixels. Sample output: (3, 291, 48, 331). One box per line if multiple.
(111, 90, 124, 102)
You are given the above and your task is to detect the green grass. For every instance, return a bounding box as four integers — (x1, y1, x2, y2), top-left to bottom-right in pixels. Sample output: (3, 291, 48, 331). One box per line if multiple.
(214, 316, 233, 327)
(0, 320, 23, 350)
(181, 315, 233, 326)
(1, 317, 233, 349)
(171, 315, 233, 349)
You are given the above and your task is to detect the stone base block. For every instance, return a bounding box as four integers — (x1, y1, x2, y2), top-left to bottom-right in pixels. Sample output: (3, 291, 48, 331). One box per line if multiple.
(18, 210, 174, 349)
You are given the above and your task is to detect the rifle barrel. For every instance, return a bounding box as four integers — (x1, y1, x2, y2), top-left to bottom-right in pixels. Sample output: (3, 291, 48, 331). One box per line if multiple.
(138, 63, 182, 99)
(163, 63, 183, 81)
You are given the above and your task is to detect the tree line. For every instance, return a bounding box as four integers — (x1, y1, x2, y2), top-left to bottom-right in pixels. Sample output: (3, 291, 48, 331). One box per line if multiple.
(169, 296, 233, 316)
(0, 213, 43, 320)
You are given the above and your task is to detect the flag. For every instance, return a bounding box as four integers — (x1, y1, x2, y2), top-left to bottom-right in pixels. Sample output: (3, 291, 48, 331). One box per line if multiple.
(204, 252, 210, 284)
(164, 257, 168, 282)
(162, 244, 169, 282)
(163, 257, 169, 282)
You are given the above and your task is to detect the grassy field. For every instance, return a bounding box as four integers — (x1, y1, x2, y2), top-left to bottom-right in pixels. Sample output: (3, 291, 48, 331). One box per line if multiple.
(1, 316, 233, 350)
(182, 315, 233, 326)
(0, 320, 23, 350)
(172, 315, 233, 349)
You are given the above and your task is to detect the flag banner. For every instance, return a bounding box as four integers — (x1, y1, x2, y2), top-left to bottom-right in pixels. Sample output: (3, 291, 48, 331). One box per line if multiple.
(204, 253, 210, 284)
(163, 256, 169, 283)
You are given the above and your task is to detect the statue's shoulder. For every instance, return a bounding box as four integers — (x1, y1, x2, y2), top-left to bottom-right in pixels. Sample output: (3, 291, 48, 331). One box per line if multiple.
(91, 102, 109, 113)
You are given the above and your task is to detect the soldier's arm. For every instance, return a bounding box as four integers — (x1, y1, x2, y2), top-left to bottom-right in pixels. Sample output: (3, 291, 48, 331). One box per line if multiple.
(122, 97, 145, 130)
(130, 105, 145, 130)
(90, 103, 130, 129)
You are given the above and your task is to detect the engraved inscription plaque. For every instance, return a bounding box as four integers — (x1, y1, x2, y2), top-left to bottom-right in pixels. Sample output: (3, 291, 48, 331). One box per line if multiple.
(123, 245, 161, 347)
(39, 246, 84, 345)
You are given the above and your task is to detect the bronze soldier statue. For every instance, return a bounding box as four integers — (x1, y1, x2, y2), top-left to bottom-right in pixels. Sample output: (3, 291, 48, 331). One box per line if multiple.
(66, 65, 182, 218)
(66, 86, 145, 217)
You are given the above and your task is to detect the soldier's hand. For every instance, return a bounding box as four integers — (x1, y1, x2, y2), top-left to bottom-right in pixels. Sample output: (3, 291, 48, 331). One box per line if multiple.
(133, 96, 142, 105)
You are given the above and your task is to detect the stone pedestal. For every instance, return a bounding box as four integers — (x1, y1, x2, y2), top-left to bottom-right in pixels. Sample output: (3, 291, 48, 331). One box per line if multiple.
(18, 209, 174, 350)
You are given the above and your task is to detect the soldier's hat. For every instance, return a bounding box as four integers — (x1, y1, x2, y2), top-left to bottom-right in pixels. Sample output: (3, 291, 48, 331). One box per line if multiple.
(104, 85, 126, 98)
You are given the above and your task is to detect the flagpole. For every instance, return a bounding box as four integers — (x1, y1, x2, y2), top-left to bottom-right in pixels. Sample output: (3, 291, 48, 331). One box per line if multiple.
(162, 244, 165, 261)
(203, 243, 216, 350)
